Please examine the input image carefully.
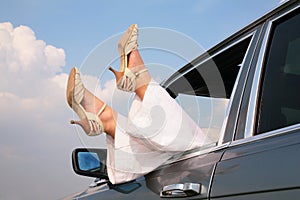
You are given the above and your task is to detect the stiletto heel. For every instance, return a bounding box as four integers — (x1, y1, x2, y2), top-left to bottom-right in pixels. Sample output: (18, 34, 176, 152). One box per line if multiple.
(110, 24, 149, 92)
(109, 66, 123, 81)
(66, 67, 106, 136)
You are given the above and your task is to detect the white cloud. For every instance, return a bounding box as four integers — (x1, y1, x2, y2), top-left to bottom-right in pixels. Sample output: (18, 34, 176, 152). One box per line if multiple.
(0, 22, 65, 97)
(45, 45, 65, 72)
(0, 22, 136, 200)
(0, 22, 99, 200)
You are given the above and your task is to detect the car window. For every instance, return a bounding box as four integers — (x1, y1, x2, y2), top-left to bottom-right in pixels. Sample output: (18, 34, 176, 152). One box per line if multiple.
(256, 8, 300, 134)
(166, 36, 253, 150)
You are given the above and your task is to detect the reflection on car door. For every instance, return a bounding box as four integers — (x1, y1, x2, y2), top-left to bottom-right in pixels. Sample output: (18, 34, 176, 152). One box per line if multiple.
(145, 149, 225, 199)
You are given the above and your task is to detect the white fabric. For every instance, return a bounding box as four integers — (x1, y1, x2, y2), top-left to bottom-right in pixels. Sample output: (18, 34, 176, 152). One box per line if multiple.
(106, 80, 209, 184)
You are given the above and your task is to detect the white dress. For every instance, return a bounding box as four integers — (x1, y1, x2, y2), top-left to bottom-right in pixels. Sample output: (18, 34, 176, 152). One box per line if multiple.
(106, 80, 209, 184)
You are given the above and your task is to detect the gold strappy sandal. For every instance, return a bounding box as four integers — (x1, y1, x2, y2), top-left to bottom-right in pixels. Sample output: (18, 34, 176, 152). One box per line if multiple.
(66, 67, 106, 136)
(109, 24, 148, 92)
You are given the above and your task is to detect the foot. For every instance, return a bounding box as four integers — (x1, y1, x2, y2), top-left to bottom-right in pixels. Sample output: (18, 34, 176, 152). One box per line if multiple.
(109, 24, 151, 98)
(67, 67, 116, 138)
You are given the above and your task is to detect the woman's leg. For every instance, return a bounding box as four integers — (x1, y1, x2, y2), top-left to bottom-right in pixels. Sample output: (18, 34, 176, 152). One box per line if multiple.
(126, 49, 151, 100)
(79, 89, 117, 138)
(106, 24, 208, 184)
(125, 50, 209, 151)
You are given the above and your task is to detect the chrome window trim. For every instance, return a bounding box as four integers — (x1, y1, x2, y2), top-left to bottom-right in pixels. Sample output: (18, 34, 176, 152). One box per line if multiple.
(231, 123, 300, 148)
(244, 24, 272, 138)
(217, 32, 256, 146)
(244, 5, 300, 139)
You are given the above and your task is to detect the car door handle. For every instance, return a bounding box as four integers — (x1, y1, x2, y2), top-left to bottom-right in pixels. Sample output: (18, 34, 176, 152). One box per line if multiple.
(160, 183, 201, 198)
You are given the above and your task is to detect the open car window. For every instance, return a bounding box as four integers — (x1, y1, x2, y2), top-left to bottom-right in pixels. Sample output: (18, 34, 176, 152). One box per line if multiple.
(165, 35, 253, 152)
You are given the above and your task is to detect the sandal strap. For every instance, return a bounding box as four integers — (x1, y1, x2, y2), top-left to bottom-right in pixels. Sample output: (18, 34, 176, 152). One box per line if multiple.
(97, 103, 107, 117)
(74, 71, 85, 104)
(135, 68, 148, 77)
(117, 68, 148, 92)
(86, 112, 104, 136)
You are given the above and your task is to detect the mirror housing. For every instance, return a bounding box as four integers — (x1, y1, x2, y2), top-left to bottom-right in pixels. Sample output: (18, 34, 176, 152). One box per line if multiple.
(72, 148, 108, 180)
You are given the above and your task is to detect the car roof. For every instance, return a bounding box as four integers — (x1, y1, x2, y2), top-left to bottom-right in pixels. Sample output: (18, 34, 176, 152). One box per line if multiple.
(162, 0, 298, 88)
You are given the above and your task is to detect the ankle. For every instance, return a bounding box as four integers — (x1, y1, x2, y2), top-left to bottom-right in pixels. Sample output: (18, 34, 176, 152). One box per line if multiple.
(81, 89, 101, 113)
(135, 84, 149, 100)
(99, 107, 116, 138)
(127, 49, 143, 70)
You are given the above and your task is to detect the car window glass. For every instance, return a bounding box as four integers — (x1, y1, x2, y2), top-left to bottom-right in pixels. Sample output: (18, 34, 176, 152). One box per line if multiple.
(167, 36, 252, 150)
(256, 9, 300, 134)
(177, 94, 229, 146)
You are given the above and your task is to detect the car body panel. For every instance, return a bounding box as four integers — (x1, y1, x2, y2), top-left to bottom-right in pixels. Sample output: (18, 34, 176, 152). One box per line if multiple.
(211, 128, 300, 198)
(144, 150, 225, 199)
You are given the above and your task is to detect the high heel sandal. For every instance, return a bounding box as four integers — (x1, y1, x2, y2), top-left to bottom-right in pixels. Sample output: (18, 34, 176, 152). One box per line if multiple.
(109, 24, 148, 92)
(66, 67, 106, 136)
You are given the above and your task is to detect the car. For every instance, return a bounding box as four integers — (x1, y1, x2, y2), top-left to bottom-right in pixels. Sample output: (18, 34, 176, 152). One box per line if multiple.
(63, 0, 300, 199)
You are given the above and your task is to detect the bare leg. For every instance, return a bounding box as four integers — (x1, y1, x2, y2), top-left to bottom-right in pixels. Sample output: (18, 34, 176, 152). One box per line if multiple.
(80, 89, 116, 138)
(127, 49, 151, 100)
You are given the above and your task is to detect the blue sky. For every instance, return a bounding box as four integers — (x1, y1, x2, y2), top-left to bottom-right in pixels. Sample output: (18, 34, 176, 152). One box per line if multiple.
(1, 0, 281, 70)
(0, 0, 283, 200)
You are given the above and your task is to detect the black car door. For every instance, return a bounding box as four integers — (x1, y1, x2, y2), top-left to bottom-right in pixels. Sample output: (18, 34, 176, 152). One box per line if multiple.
(210, 4, 300, 199)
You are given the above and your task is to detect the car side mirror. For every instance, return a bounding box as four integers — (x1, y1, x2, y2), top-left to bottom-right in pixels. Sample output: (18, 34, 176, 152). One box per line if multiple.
(72, 148, 108, 180)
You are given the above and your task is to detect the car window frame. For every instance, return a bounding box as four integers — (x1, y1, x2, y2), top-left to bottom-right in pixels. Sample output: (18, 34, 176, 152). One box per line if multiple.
(162, 31, 257, 164)
(217, 32, 256, 145)
(239, 4, 300, 144)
